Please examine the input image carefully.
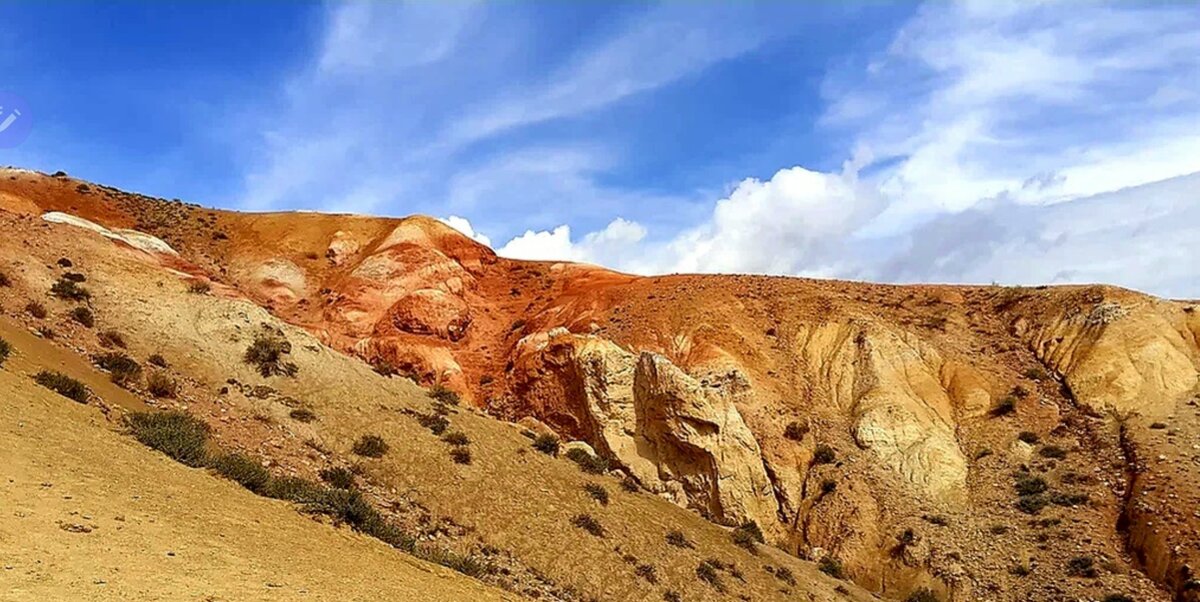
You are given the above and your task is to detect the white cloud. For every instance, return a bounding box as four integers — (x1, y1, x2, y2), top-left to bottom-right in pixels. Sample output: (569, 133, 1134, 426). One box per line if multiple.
(497, 218, 647, 266)
(439, 215, 492, 247)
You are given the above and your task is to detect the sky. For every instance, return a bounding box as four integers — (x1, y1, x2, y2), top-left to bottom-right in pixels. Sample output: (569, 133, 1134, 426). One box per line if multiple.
(1, 1, 1198, 297)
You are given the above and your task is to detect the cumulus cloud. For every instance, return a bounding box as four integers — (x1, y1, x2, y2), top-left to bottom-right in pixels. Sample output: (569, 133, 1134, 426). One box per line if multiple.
(439, 216, 492, 247)
(498, 218, 647, 265)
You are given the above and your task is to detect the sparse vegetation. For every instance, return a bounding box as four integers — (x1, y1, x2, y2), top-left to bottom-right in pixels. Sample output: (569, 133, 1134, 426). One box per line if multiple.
(450, 447, 472, 465)
(635, 563, 657, 583)
(442, 430, 470, 446)
(289, 408, 317, 423)
(774, 566, 796, 586)
(428, 384, 460, 405)
(126, 410, 210, 466)
(352, 434, 389, 458)
(783, 420, 808, 441)
(51, 275, 90, 301)
(818, 556, 845, 579)
(1023, 367, 1047, 381)
(1040, 445, 1068, 459)
(264, 476, 325, 503)
(1067, 556, 1098, 578)
(732, 520, 764, 552)
(663, 591, 681, 602)
(584, 483, 609, 505)
(1101, 595, 1134, 602)
(991, 396, 1017, 417)
(1015, 475, 1049, 496)
(906, 587, 939, 602)
(34, 370, 89, 403)
(210, 452, 271, 494)
(571, 513, 604, 537)
(319, 466, 356, 489)
(532, 433, 560, 455)
(1049, 491, 1090, 507)
(696, 561, 724, 591)
(188, 280, 211, 294)
(243, 330, 298, 377)
(95, 352, 142, 387)
(812, 443, 836, 465)
(565, 447, 609, 474)
(146, 371, 178, 398)
(148, 353, 168, 368)
(1017, 494, 1049, 515)
(620, 475, 639, 493)
(417, 413, 449, 435)
(98, 329, 126, 348)
(0, 271, 9, 287)
(666, 529, 692, 548)
(25, 301, 47, 319)
(0, 337, 10, 367)
(70, 306, 94, 328)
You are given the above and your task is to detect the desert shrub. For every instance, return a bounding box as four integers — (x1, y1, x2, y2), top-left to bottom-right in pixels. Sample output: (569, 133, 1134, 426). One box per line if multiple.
(1017, 495, 1048, 515)
(243, 330, 298, 377)
(783, 421, 808, 441)
(635, 563, 657, 583)
(571, 513, 605, 537)
(818, 556, 845, 579)
(620, 475, 640, 492)
(95, 352, 142, 387)
(663, 591, 681, 602)
(821, 479, 838, 495)
(666, 529, 693, 548)
(264, 476, 324, 502)
(289, 408, 317, 423)
(51, 276, 90, 301)
(696, 561, 725, 591)
(991, 396, 1017, 417)
(0, 271, 9, 287)
(1067, 556, 1098, 578)
(906, 588, 940, 602)
(812, 444, 836, 465)
(532, 433, 560, 455)
(70, 306, 94, 328)
(25, 301, 47, 319)
(1017, 431, 1040, 444)
(319, 466, 356, 490)
(417, 413, 449, 435)
(428, 384, 460, 406)
(146, 371, 178, 398)
(0, 337, 10, 367)
(565, 447, 609, 474)
(414, 545, 495, 578)
(126, 410, 210, 466)
(352, 434, 388, 458)
(732, 520, 764, 552)
(148, 353, 168, 368)
(34, 370, 89, 403)
(188, 280, 211, 294)
(1039, 445, 1068, 459)
(442, 430, 470, 446)
(450, 447, 472, 465)
(1023, 367, 1047, 381)
(97, 329, 126, 348)
(584, 483, 609, 505)
(37, 326, 56, 339)
(210, 452, 271, 494)
(1015, 475, 1048, 496)
(774, 566, 796, 586)
(1049, 491, 1090, 507)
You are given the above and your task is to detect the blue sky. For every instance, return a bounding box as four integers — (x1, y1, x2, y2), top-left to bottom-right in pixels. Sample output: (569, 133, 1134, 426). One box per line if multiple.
(2, 2, 1198, 297)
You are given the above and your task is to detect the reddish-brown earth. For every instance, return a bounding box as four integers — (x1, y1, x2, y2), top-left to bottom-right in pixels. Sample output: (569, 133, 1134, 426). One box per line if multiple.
(3, 167, 1198, 601)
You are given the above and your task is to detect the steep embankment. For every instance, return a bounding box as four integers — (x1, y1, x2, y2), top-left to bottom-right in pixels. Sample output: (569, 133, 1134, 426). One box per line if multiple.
(3, 167, 1199, 601)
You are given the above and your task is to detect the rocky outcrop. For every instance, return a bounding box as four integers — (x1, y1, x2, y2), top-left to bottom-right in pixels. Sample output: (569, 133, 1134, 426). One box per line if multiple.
(381, 289, 472, 341)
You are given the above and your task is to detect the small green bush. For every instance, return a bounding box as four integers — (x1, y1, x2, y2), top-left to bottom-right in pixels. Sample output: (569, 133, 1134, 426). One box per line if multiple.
(70, 306, 94, 328)
(1049, 491, 1089, 507)
(818, 556, 845, 579)
(319, 466, 356, 489)
(289, 408, 317, 423)
(1039, 445, 1067, 459)
(414, 545, 495, 578)
(571, 513, 604, 537)
(775, 565, 796, 586)
(1067, 556, 1098, 578)
(126, 410, 210, 466)
(696, 560, 725, 591)
(635, 563, 657, 583)
(25, 301, 47, 319)
(812, 444, 836, 465)
(783, 421, 808, 441)
(565, 447, 609, 474)
(1015, 475, 1048, 496)
(98, 329, 126, 348)
(51, 276, 90, 301)
(428, 384, 460, 406)
(417, 413, 449, 435)
(264, 476, 324, 502)
(95, 352, 142, 388)
(442, 430, 470, 446)
(0, 337, 10, 367)
(1023, 367, 1047, 381)
(666, 530, 693, 548)
(34, 370, 89, 403)
(1017, 494, 1048, 515)
(732, 520, 764, 552)
(141, 373, 173, 400)
(210, 452, 271, 494)
(584, 483, 609, 505)
(243, 331, 298, 377)
(663, 591, 681, 602)
(532, 433, 560, 455)
(450, 447, 472, 465)
(352, 434, 389, 458)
